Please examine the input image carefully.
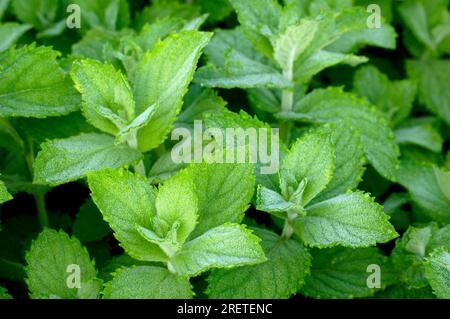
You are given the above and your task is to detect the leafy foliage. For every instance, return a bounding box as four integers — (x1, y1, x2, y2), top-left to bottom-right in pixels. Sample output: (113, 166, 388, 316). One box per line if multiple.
(0, 0, 448, 300)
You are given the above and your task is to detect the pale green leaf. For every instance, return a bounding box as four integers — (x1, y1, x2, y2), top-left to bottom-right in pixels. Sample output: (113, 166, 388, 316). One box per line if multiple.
(273, 20, 318, 73)
(295, 191, 398, 247)
(116, 103, 157, 144)
(134, 17, 184, 51)
(70, 59, 135, 136)
(0, 23, 31, 53)
(33, 133, 142, 186)
(195, 28, 290, 89)
(87, 168, 167, 262)
(169, 223, 266, 277)
(296, 50, 367, 84)
(424, 249, 450, 299)
(0, 45, 80, 118)
(256, 185, 295, 215)
(153, 169, 197, 245)
(228, 0, 281, 57)
(195, 53, 291, 89)
(186, 163, 254, 238)
(133, 30, 211, 152)
(102, 266, 193, 299)
(290, 87, 399, 181)
(313, 123, 366, 202)
(207, 228, 311, 299)
(25, 229, 101, 299)
(281, 129, 334, 206)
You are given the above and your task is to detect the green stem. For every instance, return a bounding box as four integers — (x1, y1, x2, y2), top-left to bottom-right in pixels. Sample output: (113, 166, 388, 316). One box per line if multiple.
(34, 191, 49, 227)
(280, 89, 294, 143)
(281, 209, 297, 240)
(134, 159, 146, 178)
(25, 138, 49, 228)
(127, 132, 146, 178)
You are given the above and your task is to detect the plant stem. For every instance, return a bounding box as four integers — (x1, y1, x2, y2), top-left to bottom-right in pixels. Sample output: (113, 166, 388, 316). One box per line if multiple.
(34, 191, 49, 227)
(280, 89, 294, 143)
(126, 132, 147, 178)
(281, 209, 297, 240)
(281, 90, 294, 112)
(134, 159, 147, 178)
(25, 138, 49, 228)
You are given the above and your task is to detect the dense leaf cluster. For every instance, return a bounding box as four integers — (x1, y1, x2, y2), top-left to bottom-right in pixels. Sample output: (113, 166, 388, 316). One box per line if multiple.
(0, 0, 449, 299)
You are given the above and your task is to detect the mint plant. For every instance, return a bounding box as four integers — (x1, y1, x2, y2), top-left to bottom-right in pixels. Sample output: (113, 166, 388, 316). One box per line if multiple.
(0, 0, 449, 300)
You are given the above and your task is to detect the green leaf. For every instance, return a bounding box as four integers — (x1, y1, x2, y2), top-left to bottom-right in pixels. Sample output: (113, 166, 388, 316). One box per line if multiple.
(324, 7, 397, 53)
(375, 285, 435, 299)
(390, 223, 447, 288)
(256, 185, 295, 216)
(14, 112, 96, 146)
(301, 247, 392, 299)
(207, 228, 311, 299)
(25, 229, 101, 299)
(290, 87, 399, 181)
(103, 265, 193, 299)
(398, 0, 434, 49)
(281, 128, 334, 206)
(87, 168, 167, 262)
(72, 28, 129, 62)
(153, 169, 197, 245)
(176, 87, 227, 126)
(116, 103, 157, 144)
(394, 118, 443, 153)
(73, 200, 111, 243)
(70, 59, 135, 136)
(0, 0, 9, 21)
(73, 0, 130, 31)
(11, 0, 59, 31)
(228, 0, 281, 57)
(296, 50, 367, 84)
(195, 53, 291, 89)
(194, 0, 232, 23)
(0, 23, 31, 53)
(295, 191, 398, 247)
(133, 30, 211, 152)
(135, 1, 201, 31)
(0, 44, 80, 118)
(424, 249, 450, 299)
(169, 223, 266, 277)
(195, 28, 291, 89)
(273, 20, 318, 73)
(406, 60, 450, 125)
(313, 123, 366, 202)
(33, 133, 142, 186)
(0, 179, 12, 204)
(396, 161, 450, 223)
(434, 167, 450, 201)
(354, 65, 417, 125)
(186, 163, 254, 238)
(0, 285, 12, 299)
(134, 17, 185, 51)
